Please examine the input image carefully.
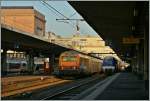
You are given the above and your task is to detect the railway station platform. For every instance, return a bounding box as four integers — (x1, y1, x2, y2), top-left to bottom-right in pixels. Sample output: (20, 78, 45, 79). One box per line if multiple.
(1, 75, 70, 97)
(2, 76, 53, 88)
(80, 72, 149, 100)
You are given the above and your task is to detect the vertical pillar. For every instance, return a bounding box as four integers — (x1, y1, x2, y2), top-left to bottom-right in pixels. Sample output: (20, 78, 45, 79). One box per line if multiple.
(138, 40, 144, 79)
(136, 43, 143, 79)
(131, 45, 137, 74)
(143, 2, 149, 90)
(43, 58, 50, 75)
(134, 45, 138, 74)
(131, 57, 136, 73)
(1, 49, 7, 76)
(144, 28, 149, 90)
(55, 56, 59, 72)
(49, 54, 55, 73)
(26, 51, 34, 74)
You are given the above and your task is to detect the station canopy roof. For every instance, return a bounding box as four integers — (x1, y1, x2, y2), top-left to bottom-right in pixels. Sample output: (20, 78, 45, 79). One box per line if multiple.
(69, 1, 148, 60)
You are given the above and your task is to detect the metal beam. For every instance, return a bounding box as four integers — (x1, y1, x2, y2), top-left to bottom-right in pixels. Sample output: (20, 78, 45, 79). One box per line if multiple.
(56, 18, 84, 21)
(88, 53, 116, 54)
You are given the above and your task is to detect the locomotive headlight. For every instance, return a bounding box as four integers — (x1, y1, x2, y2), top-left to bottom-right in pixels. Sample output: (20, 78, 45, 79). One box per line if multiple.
(73, 66, 76, 69)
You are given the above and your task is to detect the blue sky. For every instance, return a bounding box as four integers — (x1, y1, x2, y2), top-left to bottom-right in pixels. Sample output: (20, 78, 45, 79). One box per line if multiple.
(1, 1, 99, 37)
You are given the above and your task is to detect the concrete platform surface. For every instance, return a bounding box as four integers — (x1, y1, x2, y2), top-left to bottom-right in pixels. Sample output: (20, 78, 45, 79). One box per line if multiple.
(95, 72, 149, 100)
(2, 75, 54, 85)
(1, 75, 69, 97)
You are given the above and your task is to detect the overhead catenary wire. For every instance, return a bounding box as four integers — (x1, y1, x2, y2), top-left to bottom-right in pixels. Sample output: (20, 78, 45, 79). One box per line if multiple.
(40, 1, 64, 19)
(40, 1, 87, 34)
(69, 12, 76, 18)
(40, 1, 76, 29)
(42, 1, 68, 19)
(41, 0, 76, 25)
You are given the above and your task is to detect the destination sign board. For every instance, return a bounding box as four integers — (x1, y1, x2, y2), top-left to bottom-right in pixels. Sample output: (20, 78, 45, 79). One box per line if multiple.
(123, 37, 139, 44)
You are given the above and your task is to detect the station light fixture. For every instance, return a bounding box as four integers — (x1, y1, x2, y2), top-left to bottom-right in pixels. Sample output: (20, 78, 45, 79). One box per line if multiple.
(1, 49, 3, 53)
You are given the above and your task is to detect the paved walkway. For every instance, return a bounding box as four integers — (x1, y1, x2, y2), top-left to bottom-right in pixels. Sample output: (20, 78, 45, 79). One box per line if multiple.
(95, 72, 149, 100)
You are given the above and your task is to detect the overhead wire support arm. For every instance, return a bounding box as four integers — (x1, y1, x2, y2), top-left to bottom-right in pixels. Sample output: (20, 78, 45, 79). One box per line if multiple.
(56, 19, 84, 31)
(41, 1, 84, 32)
(56, 19, 84, 21)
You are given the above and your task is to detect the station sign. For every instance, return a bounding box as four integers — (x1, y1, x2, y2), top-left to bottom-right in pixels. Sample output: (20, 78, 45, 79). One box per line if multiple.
(122, 37, 139, 44)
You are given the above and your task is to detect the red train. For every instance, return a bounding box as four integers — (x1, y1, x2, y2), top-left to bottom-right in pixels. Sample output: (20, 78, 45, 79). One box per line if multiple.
(58, 51, 102, 76)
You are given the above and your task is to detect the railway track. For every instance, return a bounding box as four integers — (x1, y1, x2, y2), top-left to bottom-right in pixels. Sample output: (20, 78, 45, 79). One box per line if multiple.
(42, 74, 106, 100)
(2, 74, 106, 100)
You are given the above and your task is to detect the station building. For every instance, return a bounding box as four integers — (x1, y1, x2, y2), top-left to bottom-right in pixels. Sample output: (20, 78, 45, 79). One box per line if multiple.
(1, 6, 47, 75)
(45, 32, 120, 60)
(1, 6, 46, 36)
(1, 6, 120, 74)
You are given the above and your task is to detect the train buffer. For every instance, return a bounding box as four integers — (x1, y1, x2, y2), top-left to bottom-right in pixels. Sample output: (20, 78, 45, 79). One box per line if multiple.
(73, 72, 148, 100)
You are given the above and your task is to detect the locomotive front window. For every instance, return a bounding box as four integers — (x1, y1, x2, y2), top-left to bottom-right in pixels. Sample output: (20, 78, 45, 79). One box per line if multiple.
(103, 59, 115, 66)
(62, 56, 76, 62)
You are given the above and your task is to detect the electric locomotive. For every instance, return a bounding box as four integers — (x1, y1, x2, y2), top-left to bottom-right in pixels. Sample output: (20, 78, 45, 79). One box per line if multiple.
(102, 56, 118, 74)
(58, 50, 102, 76)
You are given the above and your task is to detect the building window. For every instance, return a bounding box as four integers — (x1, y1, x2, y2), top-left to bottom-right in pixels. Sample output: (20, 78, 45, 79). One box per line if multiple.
(51, 39, 55, 42)
(37, 26, 42, 31)
(80, 39, 87, 41)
